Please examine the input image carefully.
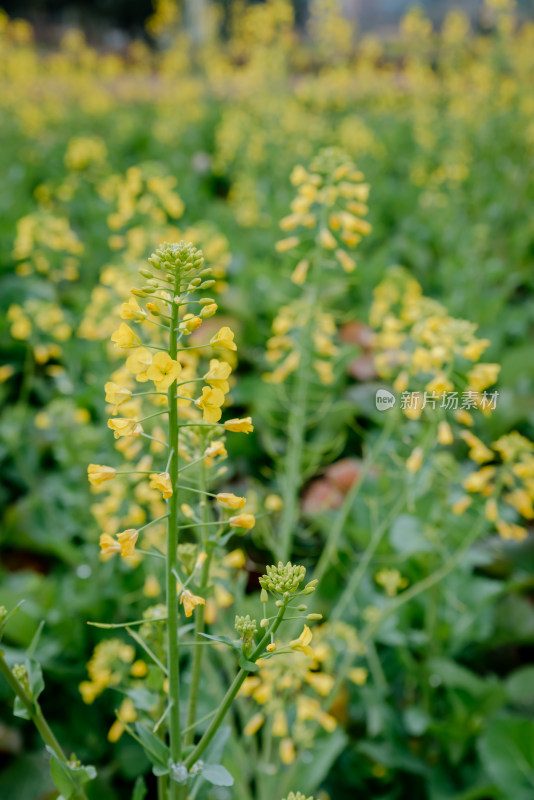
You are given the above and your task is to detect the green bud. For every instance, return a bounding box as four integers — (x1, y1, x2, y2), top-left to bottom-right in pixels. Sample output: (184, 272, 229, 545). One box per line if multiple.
(260, 618, 268, 628)
(200, 280, 215, 289)
(139, 268, 153, 279)
(297, 604, 307, 611)
(131, 288, 147, 298)
(141, 285, 156, 294)
(307, 613, 322, 620)
(199, 298, 215, 306)
(259, 561, 307, 596)
(260, 588, 268, 604)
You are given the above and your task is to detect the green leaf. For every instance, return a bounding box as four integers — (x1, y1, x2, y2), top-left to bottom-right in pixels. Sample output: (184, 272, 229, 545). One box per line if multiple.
(505, 667, 534, 708)
(478, 716, 534, 799)
(238, 654, 259, 672)
(389, 513, 432, 554)
(133, 722, 169, 767)
(202, 764, 234, 787)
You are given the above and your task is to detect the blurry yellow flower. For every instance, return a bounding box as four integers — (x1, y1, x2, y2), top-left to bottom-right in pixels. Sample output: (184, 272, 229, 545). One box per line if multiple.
(265, 494, 283, 511)
(460, 431, 494, 463)
(318, 228, 337, 249)
(88, 464, 116, 487)
(452, 496, 472, 515)
(291, 259, 309, 285)
(130, 660, 148, 677)
(375, 568, 408, 596)
(244, 712, 264, 736)
(120, 297, 145, 321)
(437, 421, 454, 445)
(143, 574, 161, 598)
(280, 738, 296, 764)
(275, 236, 300, 253)
(406, 446, 424, 473)
(335, 248, 356, 272)
(0, 365, 14, 382)
(467, 363, 500, 392)
(99, 533, 121, 557)
(272, 710, 288, 737)
(222, 549, 246, 569)
(204, 440, 227, 458)
(348, 667, 368, 686)
(229, 513, 255, 529)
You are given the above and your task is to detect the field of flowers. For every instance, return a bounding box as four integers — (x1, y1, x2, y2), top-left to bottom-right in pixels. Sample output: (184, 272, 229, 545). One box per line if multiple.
(1, 1, 534, 798)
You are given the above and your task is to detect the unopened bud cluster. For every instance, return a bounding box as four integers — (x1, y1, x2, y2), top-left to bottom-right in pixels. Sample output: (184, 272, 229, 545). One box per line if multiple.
(282, 793, 314, 800)
(13, 663, 30, 691)
(259, 561, 306, 596)
(132, 241, 216, 309)
(235, 614, 258, 655)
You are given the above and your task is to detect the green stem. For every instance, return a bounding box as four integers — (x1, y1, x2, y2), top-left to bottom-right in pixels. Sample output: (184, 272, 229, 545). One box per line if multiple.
(278, 291, 317, 563)
(184, 447, 213, 746)
(331, 494, 405, 621)
(184, 605, 287, 769)
(0, 652, 88, 799)
(361, 515, 489, 644)
(313, 415, 395, 585)
(167, 271, 182, 790)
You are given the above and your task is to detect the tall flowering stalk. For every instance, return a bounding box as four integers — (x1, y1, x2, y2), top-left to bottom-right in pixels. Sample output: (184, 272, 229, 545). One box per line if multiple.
(85, 241, 318, 798)
(268, 147, 372, 561)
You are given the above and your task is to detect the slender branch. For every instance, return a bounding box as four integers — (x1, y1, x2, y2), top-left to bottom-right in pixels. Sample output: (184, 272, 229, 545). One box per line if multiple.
(184, 604, 288, 768)
(167, 269, 183, 788)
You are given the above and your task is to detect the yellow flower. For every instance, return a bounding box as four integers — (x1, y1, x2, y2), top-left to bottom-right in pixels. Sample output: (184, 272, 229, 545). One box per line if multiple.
(272, 710, 288, 737)
(204, 359, 232, 394)
(318, 228, 337, 249)
(180, 589, 205, 617)
(204, 440, 227, 458)
(105, 382, 132, 414)
(305, 672, 335, 696)
(335, 248, 356, 272)
(275, 236, 300, 253)
(210, 326, 237, 351)
(149, 472, 173, 499)
(88, 464, 116, 487)
(265, 494, 283, 511)
(452, 496, 472, 515)
(108, 418, 143, 439)
(426, 374, 454, 396)
(496, 520, 528, 541)
(196, 386, 225, 423)
(120, 297, 145, 321)
(463, 466, 496, 493)
(485, 498, 499, 522)
(406, 446, 424, 473)
(229, 513, 255, 529)
(222, 549, 246, 569)
(289, 625, 314, 657)
(437, 421, 454, 445)
(460, 431, 494, 464)
(291, 259, 309, 285)
(130, 660, 148, 677)
(348, 667, 368, 686)
(117, 529, 138, 557)
(280, 738, 296, 765)
(126, 348, 153, 382)
(463, 339, 490, 360)
(99, 533, 121, 557)
(146, 352, 181, 391)
(224, 417, 254, 433)
(108, 698, 137, 742)
(375, 568, 408, 596)
(216, 492, 246, 510)
(0, 365, 15, 382)
(467, 363, 500, 392)
(504, 489, 534, 519)
(111, 323, 140, 349)
(243, 712, 264, 736)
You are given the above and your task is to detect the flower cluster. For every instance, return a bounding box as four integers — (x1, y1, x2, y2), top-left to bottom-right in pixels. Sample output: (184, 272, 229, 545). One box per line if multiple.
(455, 431, 534, 541)
(371, 267, 500, 421)
(275, 146, 371, 274)
(264, 300, 338, 385)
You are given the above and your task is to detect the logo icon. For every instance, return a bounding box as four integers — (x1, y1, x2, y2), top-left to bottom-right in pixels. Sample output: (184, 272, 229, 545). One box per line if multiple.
(375, 389, 396, 411)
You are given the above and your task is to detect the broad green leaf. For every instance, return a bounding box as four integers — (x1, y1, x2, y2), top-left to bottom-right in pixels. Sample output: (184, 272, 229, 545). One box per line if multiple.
(202, 764, 234, 787)
(134, 722, 169, 767)
(478, 716, 534, 799)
